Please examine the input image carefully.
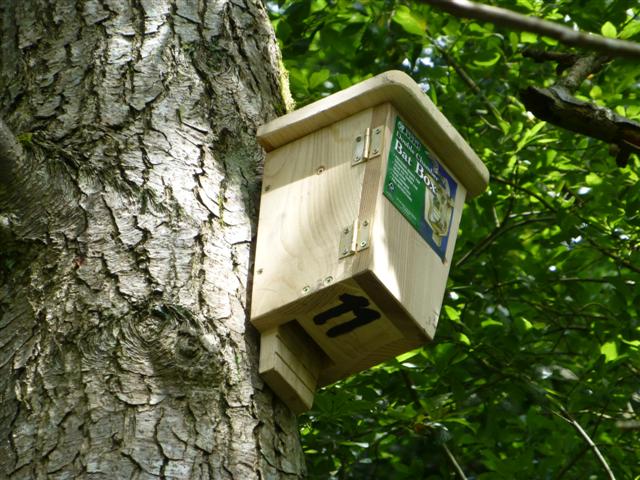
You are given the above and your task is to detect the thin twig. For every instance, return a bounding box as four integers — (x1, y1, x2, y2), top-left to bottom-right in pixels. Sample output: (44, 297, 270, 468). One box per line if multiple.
(586, 238, 640, 274)
(443, 443, 468, 480)
(492, 176, 556, 211)
(554, 409, 617, 480)
(430, 38, 504, 125)
(455, 215, 555, 268)
(420, 0, 640, 59)
(555, 444, 590, 480)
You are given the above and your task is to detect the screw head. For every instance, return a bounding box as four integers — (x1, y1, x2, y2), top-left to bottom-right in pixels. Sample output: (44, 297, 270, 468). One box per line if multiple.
(362, 220, 369, 227)
(360, 240, 367, 248)
(374, 127, 381, 134)
(356, 136, 362, 142)
(302, 285, 311, 294)
(324, 276, 333, 285)
(264, 185, 271, 192)
(343, 227, 350, 234)
(316, 166, 325, 174)
(342, 248, 349, 255)
(257, 268, 263, 275)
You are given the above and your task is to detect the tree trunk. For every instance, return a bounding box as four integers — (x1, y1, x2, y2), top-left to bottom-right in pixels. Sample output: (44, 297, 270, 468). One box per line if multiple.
(0, 1, 303, 478)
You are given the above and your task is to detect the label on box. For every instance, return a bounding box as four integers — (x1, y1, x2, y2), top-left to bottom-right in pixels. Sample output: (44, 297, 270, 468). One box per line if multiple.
(383, 117, 457, 261)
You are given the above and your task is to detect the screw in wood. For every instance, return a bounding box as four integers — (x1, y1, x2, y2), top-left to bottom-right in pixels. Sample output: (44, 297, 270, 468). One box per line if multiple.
(362, 220, 369, 226)
(356, 136, 362, 142)
(360, 240, 367, 248)
(257, 268, 263, 275)
(264, 185, 271, 192)
(302, 285, 311, 294)
(316, 166, 325, 174)
(342, 248, 349, 255)
(324, 276, 333, 285)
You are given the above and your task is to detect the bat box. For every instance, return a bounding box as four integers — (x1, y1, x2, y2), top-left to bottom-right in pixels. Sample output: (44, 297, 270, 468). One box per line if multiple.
(251, 71, 489, 413)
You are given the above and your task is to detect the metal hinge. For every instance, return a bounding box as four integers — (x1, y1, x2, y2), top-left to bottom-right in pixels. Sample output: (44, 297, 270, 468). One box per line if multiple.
(352, 125, 384, 166)
(338, 219, 371, 259)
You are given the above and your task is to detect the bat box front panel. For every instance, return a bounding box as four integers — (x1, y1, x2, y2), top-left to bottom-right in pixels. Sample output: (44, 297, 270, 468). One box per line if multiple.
(252, 107, 378, 328)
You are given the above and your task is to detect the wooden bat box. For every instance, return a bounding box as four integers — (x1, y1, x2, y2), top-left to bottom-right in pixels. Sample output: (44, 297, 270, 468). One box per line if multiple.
(251, 71, 489, 413)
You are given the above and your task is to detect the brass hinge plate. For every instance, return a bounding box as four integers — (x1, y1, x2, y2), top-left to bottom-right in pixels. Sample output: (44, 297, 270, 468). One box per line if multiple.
(338, 221, 357, 259)
(338, 219, 371, 259)
(352, 126, 383, 166)
(356, 219, 371, 252)
(369, 126, 383, 159)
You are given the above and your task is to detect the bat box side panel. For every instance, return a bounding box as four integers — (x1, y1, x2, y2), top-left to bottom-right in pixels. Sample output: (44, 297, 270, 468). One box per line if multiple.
(369, 107, 468, 339)
(251, 108, 376, 330)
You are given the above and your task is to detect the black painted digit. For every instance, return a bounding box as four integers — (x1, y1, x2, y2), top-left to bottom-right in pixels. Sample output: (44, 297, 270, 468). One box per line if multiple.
(313, 294, 381, 337)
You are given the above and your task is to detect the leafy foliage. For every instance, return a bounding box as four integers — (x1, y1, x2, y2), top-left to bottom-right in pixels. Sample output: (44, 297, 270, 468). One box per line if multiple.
(270, 1, 640, 478)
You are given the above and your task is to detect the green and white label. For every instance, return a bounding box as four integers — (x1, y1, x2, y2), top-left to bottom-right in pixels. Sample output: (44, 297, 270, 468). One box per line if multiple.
(383, 117, 457, 261)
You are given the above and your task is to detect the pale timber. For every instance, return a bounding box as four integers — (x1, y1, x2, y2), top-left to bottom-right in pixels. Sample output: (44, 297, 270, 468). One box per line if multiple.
(251, 71, 488, 412)
(257, 70, 489, 198)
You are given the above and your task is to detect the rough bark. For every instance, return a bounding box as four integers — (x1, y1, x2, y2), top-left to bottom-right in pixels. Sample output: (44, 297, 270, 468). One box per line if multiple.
(0, 1, 304, 478)
(520, 52, 640, 167)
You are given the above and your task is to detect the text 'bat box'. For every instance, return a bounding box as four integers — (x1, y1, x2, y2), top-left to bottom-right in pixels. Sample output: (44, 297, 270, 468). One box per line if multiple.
(251, 71, 489, 413)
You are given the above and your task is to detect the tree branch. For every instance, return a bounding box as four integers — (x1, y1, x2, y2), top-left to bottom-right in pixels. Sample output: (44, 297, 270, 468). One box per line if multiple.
(0, 116, 24, 192)
(523, 49, 580, 67)
(556, 54, 610, 92)
(419, 0, 640, 59)
(555, 409, 617, 480)
(519, 51, 640, 167)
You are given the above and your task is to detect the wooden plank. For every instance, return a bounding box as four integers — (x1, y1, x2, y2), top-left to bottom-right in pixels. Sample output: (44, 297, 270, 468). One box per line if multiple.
(257, 70, 489, 198)
(259, 323, 324, 413)
(251, 108, 373, 324)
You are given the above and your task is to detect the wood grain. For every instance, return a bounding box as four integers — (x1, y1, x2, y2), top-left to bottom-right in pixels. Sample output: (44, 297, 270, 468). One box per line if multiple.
(257, 70, 489, 198)
(252, 73, 488, 412)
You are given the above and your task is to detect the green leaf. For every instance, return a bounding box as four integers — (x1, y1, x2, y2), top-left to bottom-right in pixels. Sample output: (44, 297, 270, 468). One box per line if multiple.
(309, 69, 330, 89)
(481, 319, 503, 328)
(443, 18, 460, 37)
(444, 305, 461, 323)
(516, 121, 546, 150)
(600, 341, 618, 362)
(396, 349, 420, 362)
(514, 317, 533, 333)
(521, 31, 538, 43)
(277, 1, 640, 473)
(515, 0, 535, 11)
(473, 52, 501, 67)
(391, 5, 426, 37)
(620, 20, 640, 39)
(601, 21, 617, 38)
(586, 172, 603, 186)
